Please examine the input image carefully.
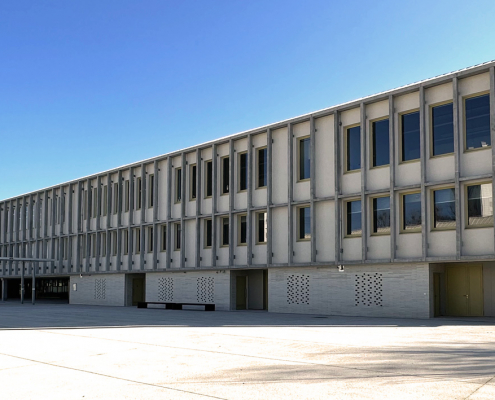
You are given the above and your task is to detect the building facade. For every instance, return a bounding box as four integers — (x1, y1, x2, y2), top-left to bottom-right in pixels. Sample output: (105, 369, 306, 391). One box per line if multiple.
(1, 61, 495, 318)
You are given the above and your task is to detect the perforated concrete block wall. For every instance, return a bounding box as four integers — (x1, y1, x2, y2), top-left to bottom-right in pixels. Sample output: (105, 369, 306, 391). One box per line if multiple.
(268, 264, 430, 318)
(70, 274, 126, 306)
(145, 270, 230, 311)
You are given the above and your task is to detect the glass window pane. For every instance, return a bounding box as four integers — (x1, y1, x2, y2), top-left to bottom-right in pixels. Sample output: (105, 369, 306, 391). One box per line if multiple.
(240, 215, 247, 244)
(222, 218, 229, 246)
(372, 119, 389, 167)
(205, 220, 212, 247)
(373, 197, 390, 233)
(298, 207, 311, 239)
(239, 153, 247, 191)
(433, 188, 456, 229)
(466, 94, 490, 150)
(258, 212, 267, 243)
(432, 103, 454, 156)
(258, 148, 267, 187)
(222, 158, 229, 194)
(467, 183, 493, 226)
(403, 193, 421, 230)
(402, 112, 420, 161)
(191, 166, 197, 199)
(299, 138, 310, 180)
(347, 126, 361, 171)
(206, 161, 213, 197)
(346, 200, 362, 235)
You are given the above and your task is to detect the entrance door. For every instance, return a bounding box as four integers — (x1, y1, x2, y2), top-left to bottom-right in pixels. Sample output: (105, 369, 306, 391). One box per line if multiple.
(446, 264, 483, 316)
(132, 277, 145, 306)
(236, 276, 248, 310)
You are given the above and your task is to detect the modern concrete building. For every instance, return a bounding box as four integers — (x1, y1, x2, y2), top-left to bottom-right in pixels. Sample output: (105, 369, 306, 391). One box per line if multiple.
(1, 61, 495, 318)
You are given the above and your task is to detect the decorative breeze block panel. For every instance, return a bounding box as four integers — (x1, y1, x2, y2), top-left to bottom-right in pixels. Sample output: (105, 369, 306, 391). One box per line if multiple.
(158, 277, 174, 301)
(355, 273, 383, 307)
(94, 279, 106, 300)
(286, 274, 310, 305)
(196, 277, 214, 302)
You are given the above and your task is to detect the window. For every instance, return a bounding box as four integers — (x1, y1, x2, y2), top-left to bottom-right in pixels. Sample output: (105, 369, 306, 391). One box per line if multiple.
(299, 137, 310, 180)
(346, 126, 361, 171)
(63, 237, 68, 260)
(190, 165, 197, 200)
(160, 224, 167, 252)
(372, 196, 390, 234)
(148, 174, 154, 208)
(257, 212, 267, 244)
(205, 160, 213, 198)
(148, 226, 153, 253)
(238, 152, 248, 191)
(465, 94, 490, 150)
(91, 234, 96, 257)
(175, 223, 181, 250)
(346, 200, 362, 236)
(112, 231, 117, 256)
(298, 206, 311, 240)
(92, 189, 97, 218)
(136, 177, 142, 209)
(401, 111, 420, 161)
(175, 168, 182, 202)
(221, 217, 229, 246)
(103, 185, 108, 216)
(402, 192, 421, 232)
(113, 182, 119, 214)
(431, 103, 454, 156)
(81, 235, 86, 259)
(124, 180, 130, 212)
(123, 230, 129, 255)
(372, 119, 389, 167)
(204, 219, 212, 248)
(135, 228, 141, 254)
(257, 147, 267, 188)
(238, 215, 247, 245)
(101, 232, 107, 257)
(467, 183, 493, 227)
(221, 157, 229, 194)
(433, 188, 455, 230)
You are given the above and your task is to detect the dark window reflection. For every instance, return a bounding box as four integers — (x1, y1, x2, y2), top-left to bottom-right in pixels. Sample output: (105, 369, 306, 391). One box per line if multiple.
(433, 188, 456, 229)
(373, 197, 390, 234)
(347, 126, 361, 171)
(372, 119, 389, 167)
(346, 200, 362, 235)
(467, 183, 493, 226)
(299, 207, 311, 239)
(466, 94, 490, 150)
(401, 112, 420, 161)
(432, 103, 454, 156)
(299, 138, 310, 180)
(403, 193, 421, 231)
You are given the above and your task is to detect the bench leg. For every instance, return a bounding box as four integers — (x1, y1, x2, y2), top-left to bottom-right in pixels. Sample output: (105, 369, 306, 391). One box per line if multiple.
(137, 302, 148, 309)
(165, 303, 174, 310)
(173, 304, 183, 310)
(205, 305, 215, 311)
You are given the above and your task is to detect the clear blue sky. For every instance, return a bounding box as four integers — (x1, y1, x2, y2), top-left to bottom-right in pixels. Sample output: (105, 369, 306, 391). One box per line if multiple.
(1, 0, 494, 199)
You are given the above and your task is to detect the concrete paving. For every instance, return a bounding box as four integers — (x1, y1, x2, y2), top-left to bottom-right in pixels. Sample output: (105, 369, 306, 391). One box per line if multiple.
(0, 302, 494, 399)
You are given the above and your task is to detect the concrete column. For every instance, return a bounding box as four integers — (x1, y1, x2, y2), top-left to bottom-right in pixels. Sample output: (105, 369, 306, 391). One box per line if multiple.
(117, 170, 123, 228)
(360, 103, 367, 262)
(212, 144, 218, 267)
(1, 278, 6, 301)
(334, 112, 341, 266)
(388, 95, 396, 262)
(228, 140, 234, 267)
(96, 176, 102, 231)
(141, 164, 146, 224)
(195, 149, 201, 268)
(180, 155, 186, 269)
(247, 134, 253, 266)
(490, 67, 495, 254)
(267, 128, 273, 265)
(310, 116, 316, 263)
(453, 77, 462, 260)
(68, 184, 73, 235)
(166, 158, 172, 269)
(419, 86, 427, 260)
(287, 123, 294, 265)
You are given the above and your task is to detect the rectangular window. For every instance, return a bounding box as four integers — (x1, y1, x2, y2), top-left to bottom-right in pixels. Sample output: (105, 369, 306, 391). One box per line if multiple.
(125, 180, 130, 212)
(433, 188, 456, 230)
(81, 235, 86, 259)
(160, 224, 167, 252)
(372, 196, 390, 234)
(101, 232, 107, 257)
(401, 111, 420, 161)
(112, 231, 117, 256)
(257, 147, 267, 188)
(432, 103, 454, 156)
(221, 217, 229, 246)
(148, 174, 154, 208)
(91, 234, 96, 257)
(103, 185, 108, 216)
(174, 223, 181, 250)
(372, 119, 389, 167)
(346, 200, 362, 236)
(93, 189, 97, 218)
(135, 228, 141, 254)
(465, 94, 490, 150)
(402, 192, 422, 231)
(238, 152, 248, 191)
(123, 230, 129, 255)
(113, 183, 119, 214)
(190, 165, 197, 200)
(136, 177, 142, 209)
(346, 126, 361, 171)
(298, 206, 311, 240)
(467, 183, 493, 227)
(175, 168, 182, 202)
(257, 212, 267, 244)
(299, 137, 310, 180)
(204, 219, 212, 248)
(238, 215, 247, 245)
(205, 160, 213, 198)
(221, 157, 229, 194)
(148, 226, 153, 253)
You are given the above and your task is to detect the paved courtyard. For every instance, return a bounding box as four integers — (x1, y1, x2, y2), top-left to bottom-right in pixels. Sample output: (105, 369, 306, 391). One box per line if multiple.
(0, 302, 494, 399)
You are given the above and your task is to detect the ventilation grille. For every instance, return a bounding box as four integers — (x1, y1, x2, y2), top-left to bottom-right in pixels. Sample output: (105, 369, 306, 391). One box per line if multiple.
(94, 279, 106, 300)
(197, 277, 214, 302)
(355, 273, 383, 306)
(287, 274, 310, 305)
(158, 277, 173, 301)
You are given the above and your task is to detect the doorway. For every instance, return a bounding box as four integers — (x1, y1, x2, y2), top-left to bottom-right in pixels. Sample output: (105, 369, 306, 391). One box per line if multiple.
(232, 269, 267, 311)
(126, 274, 145, 306)
(446, 264, 483, 316)
(236, 276, 247, 310)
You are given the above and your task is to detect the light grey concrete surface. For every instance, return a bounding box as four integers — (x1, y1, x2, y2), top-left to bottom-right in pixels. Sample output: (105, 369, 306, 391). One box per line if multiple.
(0, 302, 495, 399)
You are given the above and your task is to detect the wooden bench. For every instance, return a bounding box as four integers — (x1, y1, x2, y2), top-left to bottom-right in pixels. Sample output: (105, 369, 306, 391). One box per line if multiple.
(137, 302, 215, 311)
